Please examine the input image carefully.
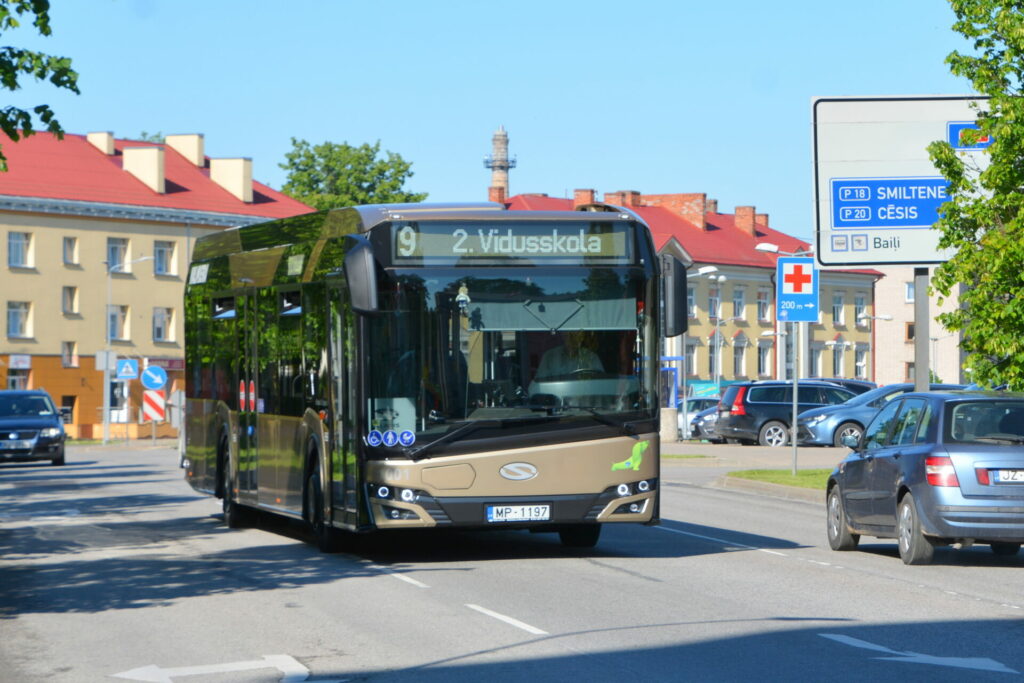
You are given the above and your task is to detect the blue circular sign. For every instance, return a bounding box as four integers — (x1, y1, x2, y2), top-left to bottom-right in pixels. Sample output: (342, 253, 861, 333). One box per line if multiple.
(141, 365, 168, 390)
(382, 430, 400, 447)
(367, 430, 383, 447)
(399, 430, 416, 447)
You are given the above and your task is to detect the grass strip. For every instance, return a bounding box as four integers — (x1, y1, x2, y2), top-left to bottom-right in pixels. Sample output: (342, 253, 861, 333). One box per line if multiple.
(727, 468, 831, 490)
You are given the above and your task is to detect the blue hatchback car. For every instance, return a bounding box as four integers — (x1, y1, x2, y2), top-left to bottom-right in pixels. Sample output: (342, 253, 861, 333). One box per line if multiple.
(827, 391, 1024, 564)
(798, 383, 965, 448)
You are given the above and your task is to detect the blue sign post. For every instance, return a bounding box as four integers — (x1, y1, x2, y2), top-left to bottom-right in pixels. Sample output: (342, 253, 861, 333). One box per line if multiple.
(775, 257, 819, 322)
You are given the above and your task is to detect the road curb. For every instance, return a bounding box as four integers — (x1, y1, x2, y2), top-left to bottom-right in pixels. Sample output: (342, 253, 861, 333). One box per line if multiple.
(709, 475, 825, 505)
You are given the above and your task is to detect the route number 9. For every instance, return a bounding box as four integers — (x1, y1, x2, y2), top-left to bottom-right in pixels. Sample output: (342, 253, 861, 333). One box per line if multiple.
(397, 226, 418, 257)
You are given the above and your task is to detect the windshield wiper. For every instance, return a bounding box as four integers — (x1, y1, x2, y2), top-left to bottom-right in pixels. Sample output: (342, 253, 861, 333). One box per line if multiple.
(571, 406, 641, 437)
(405, 416, 557, 460)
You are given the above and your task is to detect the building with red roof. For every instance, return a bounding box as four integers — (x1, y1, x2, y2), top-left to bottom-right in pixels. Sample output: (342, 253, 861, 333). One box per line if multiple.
(497, 187, 884, 413)
(0, 131, 313, 438)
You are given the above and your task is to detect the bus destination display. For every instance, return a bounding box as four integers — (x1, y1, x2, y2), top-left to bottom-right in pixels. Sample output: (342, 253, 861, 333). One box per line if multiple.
(392, 221, 632, 264)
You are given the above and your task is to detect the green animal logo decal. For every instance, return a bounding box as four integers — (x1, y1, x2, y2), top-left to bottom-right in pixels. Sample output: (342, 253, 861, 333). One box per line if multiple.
(612, 439, 649, 472)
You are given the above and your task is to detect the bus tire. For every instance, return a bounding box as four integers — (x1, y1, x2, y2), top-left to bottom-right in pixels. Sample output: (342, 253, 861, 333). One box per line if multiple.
(219, 435, 248, 529)
(305, 448, 343, 553)
(559, 524, 601, 548)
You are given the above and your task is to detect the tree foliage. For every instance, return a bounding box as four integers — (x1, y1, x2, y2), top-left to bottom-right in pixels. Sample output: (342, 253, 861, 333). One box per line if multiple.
(279, 138, 427, 210)
(0, 0, 79, 171)
(927, 0, 1024, 389)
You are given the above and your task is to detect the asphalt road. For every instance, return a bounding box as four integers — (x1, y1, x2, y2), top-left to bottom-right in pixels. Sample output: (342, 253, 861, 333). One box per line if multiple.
(2, 442, 1024, 682)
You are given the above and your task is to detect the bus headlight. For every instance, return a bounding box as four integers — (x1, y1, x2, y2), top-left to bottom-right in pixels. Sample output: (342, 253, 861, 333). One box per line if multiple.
(617, 483, 631, 497)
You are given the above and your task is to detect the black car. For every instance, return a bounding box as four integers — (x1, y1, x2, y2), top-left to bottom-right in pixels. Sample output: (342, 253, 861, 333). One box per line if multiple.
(827, 391, 1024, 565)
(808, 377, 877, 395)
(0, 390, 66, 466)
(716, 380, 856, 446)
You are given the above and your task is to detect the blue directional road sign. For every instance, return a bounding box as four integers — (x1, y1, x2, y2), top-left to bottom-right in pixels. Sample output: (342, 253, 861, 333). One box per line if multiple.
(116, 358, 139, 380)
(141, 365, 168, 390)
(776, 257, 819, 323)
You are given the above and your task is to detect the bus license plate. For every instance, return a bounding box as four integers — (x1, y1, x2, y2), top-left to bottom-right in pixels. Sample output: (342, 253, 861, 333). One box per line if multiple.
(996, 470, 1024, 483)
(486, 504, 550, 522)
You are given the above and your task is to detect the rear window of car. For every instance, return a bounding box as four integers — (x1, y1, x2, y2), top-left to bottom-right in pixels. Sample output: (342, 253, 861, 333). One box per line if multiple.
(820, 387, 854, 404)
(720, 385, 741, 408)
(947, 401, 1024, 443)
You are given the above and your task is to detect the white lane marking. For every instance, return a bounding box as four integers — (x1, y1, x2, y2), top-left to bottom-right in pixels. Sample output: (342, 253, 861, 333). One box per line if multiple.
(387, 571, 430, 588)
(819, 634, 1018, 674)
(465, 604, 548, 635)
(112, 654, 330, 682)
(655, 524, 788, 556)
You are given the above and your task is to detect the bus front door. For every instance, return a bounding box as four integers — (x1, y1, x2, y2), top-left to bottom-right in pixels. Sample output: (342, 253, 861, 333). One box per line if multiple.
(236, 290, 258, 504)
(328, 285, 358, 527)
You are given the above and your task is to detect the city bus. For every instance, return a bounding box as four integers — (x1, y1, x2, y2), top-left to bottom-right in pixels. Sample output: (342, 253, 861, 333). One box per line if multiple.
(182, 203, 686, 550)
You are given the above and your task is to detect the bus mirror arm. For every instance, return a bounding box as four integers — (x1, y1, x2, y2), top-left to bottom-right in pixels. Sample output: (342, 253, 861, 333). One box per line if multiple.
(344, 236, 380, 314)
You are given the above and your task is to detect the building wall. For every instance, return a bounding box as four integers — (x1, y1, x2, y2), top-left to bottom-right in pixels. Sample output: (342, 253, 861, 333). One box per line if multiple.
(2, 211, 223, 437)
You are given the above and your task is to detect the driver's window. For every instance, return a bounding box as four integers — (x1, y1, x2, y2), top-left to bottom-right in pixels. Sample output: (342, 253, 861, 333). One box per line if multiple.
(863, 399, 903, 451)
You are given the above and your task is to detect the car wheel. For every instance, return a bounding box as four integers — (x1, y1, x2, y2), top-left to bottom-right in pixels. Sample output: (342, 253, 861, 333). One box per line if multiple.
(826, 486, 860, 550)
(559, 524, 601, 548)
(833, 422, 862, 449)
(51, 447, 65, 466)
(990, 542, 1021, 556)
(758, 421, 789, 447)
(897, 493, 935, 565)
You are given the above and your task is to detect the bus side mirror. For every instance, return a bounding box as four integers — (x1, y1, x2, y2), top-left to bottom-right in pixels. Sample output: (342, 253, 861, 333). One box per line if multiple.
(663, 255, 687, 338)
(344, 236, 379, 314)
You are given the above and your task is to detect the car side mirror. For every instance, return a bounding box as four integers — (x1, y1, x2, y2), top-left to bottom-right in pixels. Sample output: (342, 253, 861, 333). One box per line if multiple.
(840, 433, 862, 450)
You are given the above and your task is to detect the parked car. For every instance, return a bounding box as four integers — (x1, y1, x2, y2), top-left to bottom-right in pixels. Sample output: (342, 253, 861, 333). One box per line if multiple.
(690, 406, 723, 443)
(716, 380, 856, 447)
(827, 390, 1024, 565)
(0, 389, 66, 466)
(676, 396, 720, 439)
(807, 377, 877, 395)
(798, 382, 966, 448)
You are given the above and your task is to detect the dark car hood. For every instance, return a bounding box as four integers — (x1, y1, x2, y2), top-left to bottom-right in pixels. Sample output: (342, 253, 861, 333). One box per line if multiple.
(0, 416, 61, 430)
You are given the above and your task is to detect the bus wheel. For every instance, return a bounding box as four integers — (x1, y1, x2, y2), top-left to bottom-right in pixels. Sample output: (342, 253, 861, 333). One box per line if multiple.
(219, 436, 247, 529)
(559, 524, 601, 548)
(305, 455, 343, 553)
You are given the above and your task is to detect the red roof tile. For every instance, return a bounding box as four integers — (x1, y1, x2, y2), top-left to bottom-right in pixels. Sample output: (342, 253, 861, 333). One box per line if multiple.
(0, 132, 312, 219)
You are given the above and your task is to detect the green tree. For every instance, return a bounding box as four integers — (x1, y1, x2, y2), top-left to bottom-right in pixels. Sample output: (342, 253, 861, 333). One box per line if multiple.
(0, 0, 79, 171)
(279, 138, 427, 210)
(927, 0, 1024, 389)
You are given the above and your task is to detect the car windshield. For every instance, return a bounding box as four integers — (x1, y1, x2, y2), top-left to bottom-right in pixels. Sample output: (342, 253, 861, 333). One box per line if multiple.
(947, 400, 1024, 443)
(0, 395, 56, 417)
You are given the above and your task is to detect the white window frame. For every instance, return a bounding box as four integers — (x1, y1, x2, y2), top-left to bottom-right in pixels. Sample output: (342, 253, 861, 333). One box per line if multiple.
(686, 286, 695, 318)
(63, 236, 78, 265)
(905, 282, 915, 303)
(756, 288, 771, 322)
(154, 240, 175, 276)
(62, 341, 79, 368)
(108, 304, 128, 341)
(107, 237, 128, 272)
(8, 232, 31, 268)
(732, 343, 746, 377)
(854, 294, 866, 326)
(732, 287, 745, 320)
(7, 301, 30, 338)
(833, 345, 845, 378)
(153, 307, 173, 342)
(708, 287, 721, 320)
(62, 286, 78, 314)
(757, 343, 771, 376)
(855, 347, 868, 380)
(832, 292, 844, 325)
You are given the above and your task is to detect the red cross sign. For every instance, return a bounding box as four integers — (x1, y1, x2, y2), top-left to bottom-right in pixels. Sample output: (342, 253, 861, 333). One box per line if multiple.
(776, 257, 819, 322)
(782, 263, 813, 294)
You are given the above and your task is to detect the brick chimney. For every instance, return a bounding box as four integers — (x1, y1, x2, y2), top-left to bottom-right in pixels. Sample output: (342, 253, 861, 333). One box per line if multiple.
(573, 188, 596, 208)
(165, 133, 205, 166)
(87, 131, 114, 155)
(488, 185, 507, 204)
(123, 146, 165, 193)
(603, 191, 626, 206)
(706, 199, 718, 214)
(755, 212, 769, 228)
(735, 206, 756, 235)
(642, 192, 707, 230)
(211, 158, 253, 202)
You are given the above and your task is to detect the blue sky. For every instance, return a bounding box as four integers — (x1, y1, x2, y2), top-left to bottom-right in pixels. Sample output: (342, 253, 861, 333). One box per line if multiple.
(9, 0, 970, 241)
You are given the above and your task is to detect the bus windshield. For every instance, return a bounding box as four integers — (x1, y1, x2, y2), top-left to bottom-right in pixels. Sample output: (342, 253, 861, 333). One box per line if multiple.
(366, 266, 656, 445)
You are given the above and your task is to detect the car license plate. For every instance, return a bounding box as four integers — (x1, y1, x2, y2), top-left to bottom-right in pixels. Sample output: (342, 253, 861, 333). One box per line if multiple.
(0, 439, 32, 450)
(996, 469, 1024, 483)
(486, 504, 550, 522)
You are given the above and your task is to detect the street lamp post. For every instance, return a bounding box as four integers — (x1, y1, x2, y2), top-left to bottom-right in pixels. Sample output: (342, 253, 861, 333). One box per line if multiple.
(678, 265, 719, 440)
(103, 255, 153, 444)
(857, 313, 892, 383)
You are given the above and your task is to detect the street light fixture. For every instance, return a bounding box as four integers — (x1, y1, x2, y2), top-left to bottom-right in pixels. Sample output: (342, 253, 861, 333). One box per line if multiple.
(103, 255, 153, 444)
